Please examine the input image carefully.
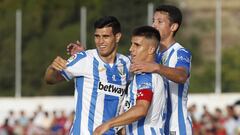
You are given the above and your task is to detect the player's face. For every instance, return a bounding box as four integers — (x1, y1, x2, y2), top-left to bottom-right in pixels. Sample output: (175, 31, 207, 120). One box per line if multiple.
(129, 36, 151, 63)
(94, 27, 120, 57)
(152, 11, 172, 41)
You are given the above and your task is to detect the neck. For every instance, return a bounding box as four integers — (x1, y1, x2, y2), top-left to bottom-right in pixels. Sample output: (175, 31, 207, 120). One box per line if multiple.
(99, 51, 117, 64)
(160, 37, 176, 51)
(144, 55, 155, 63)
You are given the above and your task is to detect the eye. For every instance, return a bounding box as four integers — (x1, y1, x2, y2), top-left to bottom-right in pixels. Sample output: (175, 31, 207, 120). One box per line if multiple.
(94, 35, 100, 38)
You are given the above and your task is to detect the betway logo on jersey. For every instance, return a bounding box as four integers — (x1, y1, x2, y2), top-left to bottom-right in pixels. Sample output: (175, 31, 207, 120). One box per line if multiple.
(98, 81, 125, 97)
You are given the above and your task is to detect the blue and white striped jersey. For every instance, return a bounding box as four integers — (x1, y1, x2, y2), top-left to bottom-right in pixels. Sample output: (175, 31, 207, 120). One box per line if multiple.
(156, 42, 193, 135)
(61, 49, 130, 135)
(125, 73, 166, 135)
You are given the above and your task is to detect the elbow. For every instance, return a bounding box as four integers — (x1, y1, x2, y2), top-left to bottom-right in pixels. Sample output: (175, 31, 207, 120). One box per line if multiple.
(44, 76, 55, 85)
(175, 72, 188, 84)
(178, 76, 188, 84)
(45, 79, 53, 85)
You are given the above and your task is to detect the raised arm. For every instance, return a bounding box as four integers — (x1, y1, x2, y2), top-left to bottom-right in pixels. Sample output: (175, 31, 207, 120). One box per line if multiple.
(44, 56, 67, 84)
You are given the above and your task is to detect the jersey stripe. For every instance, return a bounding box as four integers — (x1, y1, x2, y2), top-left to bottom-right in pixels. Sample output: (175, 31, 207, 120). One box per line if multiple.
(60, 70, 71, 81)
(178, 84, 186, 135)
(129, 82, 135, 106)
(164, 81, 171, 135)
(164, 49, 175, 135)
(88, 58, 99, 134)
(188, 115, 193, 134)
(120, 58, 129, 82)
(102, 95, 118, 134)
(127, 124, 134, 135)
(72, 77, 84, 134)
(137, 118, 145, 135)
(151, 127, 157, 135)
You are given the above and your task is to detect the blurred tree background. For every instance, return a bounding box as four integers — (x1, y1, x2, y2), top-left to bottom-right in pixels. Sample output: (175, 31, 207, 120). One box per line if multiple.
(0, 0, 239, 96)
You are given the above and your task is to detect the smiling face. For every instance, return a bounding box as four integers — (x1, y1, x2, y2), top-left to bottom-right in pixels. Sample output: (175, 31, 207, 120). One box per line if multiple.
(152, 11, 173, 42)
(129, 36, 156, 63)
(94, 27, 121, 58)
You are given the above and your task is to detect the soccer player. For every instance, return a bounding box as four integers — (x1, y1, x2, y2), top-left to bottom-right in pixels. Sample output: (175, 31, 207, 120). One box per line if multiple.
(130, 5, 193, 135)
(44, 16, 131, 135)
(93, 26, 166, 135)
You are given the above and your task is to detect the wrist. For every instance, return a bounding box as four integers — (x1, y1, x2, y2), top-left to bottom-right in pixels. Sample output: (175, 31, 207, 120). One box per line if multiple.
(107, 121, 114, 129)
(154, 63, 160, 73)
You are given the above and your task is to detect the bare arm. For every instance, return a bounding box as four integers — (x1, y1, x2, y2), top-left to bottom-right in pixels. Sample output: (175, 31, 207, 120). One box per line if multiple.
(93, 100, 150, 135)
(44, 56, 67, 84)
(130, 62, 188, 84)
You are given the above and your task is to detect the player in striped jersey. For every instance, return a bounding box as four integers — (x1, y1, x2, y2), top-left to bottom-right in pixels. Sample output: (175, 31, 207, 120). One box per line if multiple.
(44, 16, 130, 135)
(93, 26, 166, 135)
(130, 5, 193, 135)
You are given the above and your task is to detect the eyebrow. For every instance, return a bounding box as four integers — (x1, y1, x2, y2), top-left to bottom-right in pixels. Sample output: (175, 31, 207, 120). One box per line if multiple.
(132, 42, 141, 46)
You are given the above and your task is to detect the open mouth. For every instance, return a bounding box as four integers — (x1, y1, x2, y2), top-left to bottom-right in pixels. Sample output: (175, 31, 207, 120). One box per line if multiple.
(130, 54, 136, 62)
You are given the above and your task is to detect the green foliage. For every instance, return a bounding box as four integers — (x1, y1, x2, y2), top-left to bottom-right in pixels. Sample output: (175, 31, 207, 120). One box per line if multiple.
(222, 46, 240, 92)
(190, 61, 215, 93)
(0, 0, 166, 96)
(0, 0, 239, 96)
(0, 11, 15, 96)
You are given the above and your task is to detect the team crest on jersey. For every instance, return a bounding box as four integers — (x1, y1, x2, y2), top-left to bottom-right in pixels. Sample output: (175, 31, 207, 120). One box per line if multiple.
(98, 67, 106, 72)
(67, 54, 77, 63)
(117, 64, 125, 76)
(162, 54, 167, 65)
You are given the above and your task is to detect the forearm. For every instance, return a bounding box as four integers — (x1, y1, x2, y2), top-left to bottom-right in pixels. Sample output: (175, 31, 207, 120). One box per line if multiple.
(44, 66, 64, 84)
(155, 64, 188, 83)
(107, 105, 148, 128)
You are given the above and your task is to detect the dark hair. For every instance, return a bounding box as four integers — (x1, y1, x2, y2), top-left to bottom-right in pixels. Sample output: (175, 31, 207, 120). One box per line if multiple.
(132, 26, 161, 43)
(155, 5, 182, 35)
(94, 16, 121, 35)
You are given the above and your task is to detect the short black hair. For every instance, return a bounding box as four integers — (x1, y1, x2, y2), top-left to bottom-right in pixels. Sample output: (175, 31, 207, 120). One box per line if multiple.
(94, 16, 121, 35)
(155, 5, 182, 35)
(132, 26, 161, 43)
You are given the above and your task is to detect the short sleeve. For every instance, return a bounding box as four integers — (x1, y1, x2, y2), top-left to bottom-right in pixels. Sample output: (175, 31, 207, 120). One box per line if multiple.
(135, 73, 153, 102)
(60, 52, 87, 81)
(175, 48, 192, 75)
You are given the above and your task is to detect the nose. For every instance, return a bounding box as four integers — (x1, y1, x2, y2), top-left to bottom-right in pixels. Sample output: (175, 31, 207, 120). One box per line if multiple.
(129, 45, 133, 53)
(99, 37, 104, 44)
(152, 22, 156, 28)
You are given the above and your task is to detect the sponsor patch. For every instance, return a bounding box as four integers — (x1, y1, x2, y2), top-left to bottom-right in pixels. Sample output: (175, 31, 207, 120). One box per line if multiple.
(98, 81, 125, 97)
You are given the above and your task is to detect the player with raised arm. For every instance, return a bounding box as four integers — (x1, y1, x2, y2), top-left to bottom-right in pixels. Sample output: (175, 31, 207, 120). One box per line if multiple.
(44, 16, 130, 135)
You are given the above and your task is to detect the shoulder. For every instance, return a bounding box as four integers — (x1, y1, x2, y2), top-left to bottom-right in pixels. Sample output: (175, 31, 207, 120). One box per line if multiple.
(66, 49, 95, 66)
(174, 43, 192, 57)
(117, 53, 131, 66)
(78, 49, 98, 60)
(118, 53, 131, 62)
(135, 73, 153, 89)
(135, 73, 152, 83)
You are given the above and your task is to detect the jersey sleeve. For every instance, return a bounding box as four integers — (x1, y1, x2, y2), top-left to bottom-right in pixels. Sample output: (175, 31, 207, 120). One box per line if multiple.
(175, 48, 192, 75)
(60, 52, 88, 81)
(135, 73, 153, 102)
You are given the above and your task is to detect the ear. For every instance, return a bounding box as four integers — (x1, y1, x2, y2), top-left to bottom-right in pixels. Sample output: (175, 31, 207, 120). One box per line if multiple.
(115, 33, 122, 43)
(171, 23, 179, 32)
(148, 45, 157, 55)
